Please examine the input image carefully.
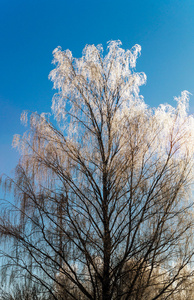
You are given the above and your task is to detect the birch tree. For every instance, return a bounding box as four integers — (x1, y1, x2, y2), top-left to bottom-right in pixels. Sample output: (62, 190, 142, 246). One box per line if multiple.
(1, 40, 194, 300)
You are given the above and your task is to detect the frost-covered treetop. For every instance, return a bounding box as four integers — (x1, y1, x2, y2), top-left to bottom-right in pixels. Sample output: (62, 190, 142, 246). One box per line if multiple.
(48, 40, 194, 154)
(49, 40, 146, 126)
(13, 40, 194, 188)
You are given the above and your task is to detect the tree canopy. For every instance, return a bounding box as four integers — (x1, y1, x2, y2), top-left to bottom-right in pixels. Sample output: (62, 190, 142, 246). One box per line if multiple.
(1, 40, 194, 300)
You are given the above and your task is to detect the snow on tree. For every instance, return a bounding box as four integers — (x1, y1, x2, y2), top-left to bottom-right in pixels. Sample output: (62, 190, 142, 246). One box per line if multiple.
(1, 40, 194, 300)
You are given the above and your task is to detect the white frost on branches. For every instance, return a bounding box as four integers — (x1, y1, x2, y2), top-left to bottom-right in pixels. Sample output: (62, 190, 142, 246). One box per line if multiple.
(13, 40, 194, 198)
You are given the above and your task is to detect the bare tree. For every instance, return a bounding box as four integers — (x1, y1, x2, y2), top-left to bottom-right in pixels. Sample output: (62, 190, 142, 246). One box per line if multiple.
(1, 40, 194, 299)
(0, 282, 52, 300)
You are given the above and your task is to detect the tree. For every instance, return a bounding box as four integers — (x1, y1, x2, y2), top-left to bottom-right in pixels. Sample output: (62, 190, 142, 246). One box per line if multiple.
(0, 40, 194, 300)
(0, 282, 52, 300)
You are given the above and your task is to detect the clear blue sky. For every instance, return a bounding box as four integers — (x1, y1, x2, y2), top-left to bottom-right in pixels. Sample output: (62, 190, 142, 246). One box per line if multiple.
(0, 0, 194, 176)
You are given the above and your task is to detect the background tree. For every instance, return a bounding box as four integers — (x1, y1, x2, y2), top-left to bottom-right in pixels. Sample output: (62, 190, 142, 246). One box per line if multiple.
(0, 282, 52, 300)
(0, 40, 194, 299)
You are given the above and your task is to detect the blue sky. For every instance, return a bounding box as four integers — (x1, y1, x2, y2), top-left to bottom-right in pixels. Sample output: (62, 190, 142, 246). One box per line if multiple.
(0, 0, 194, 176)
